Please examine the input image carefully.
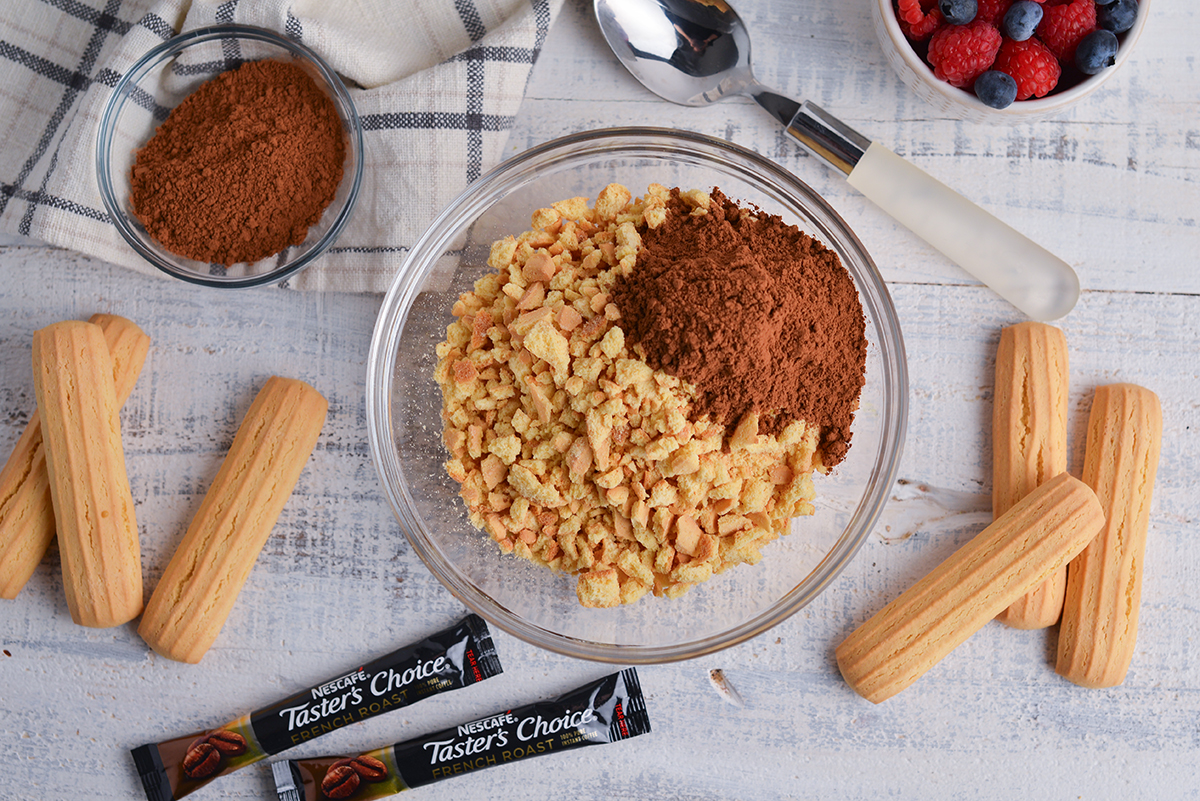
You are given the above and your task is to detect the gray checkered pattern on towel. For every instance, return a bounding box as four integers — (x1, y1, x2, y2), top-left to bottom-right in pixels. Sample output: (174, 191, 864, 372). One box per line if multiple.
(0, 0, 563, 292)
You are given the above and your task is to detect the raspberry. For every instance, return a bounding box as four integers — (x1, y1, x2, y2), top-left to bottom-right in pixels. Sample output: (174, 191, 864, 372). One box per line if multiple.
(992, 36, 1062, 98)
(897, 0, 928, 25)
(927, 21, 1003, 87)
(1037, 0, 1097, 61)
(976, 0, 1014, 25)
(901, 6, 945, 40)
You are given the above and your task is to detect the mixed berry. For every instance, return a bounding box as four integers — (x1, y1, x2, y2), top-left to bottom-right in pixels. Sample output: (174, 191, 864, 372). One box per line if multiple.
(893, 0, 1139, 109)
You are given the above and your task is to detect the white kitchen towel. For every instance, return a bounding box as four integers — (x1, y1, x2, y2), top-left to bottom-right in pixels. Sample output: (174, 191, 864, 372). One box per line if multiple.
(0, 0, 563, 292)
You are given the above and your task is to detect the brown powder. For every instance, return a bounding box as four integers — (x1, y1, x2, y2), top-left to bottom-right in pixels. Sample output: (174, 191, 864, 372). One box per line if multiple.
(129, 59, 345, 266)
(611, 188, 867, 466)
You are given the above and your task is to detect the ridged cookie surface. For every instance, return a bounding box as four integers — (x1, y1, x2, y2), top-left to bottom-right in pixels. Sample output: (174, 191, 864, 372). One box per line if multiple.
(31, 320, 143, 627)
(837, 473, 1104, 703)
(992, 321, 1070, 629)
(0, 314, 148, 599)
(139, 376, 327, 663)
(1057, 384, 1162, 688)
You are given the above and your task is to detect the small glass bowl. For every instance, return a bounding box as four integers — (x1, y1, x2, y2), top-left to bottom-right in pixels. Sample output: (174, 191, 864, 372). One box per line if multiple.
(366, 127, 909, 663)
(96, 25, 363, 288)
(871, 0, 1152, 124)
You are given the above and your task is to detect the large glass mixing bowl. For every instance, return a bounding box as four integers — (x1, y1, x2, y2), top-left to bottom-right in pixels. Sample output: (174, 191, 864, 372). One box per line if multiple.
(367, 127, 908, 663)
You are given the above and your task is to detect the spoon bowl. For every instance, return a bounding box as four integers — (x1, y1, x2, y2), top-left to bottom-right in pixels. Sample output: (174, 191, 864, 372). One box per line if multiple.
(593, 0, 1080, 322)
(596, 0, 755, 105)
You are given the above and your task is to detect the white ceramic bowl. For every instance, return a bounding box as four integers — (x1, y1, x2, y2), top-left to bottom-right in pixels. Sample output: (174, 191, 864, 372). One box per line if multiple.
(871, 0, 1151, 124)
(366, 127, 909, 663)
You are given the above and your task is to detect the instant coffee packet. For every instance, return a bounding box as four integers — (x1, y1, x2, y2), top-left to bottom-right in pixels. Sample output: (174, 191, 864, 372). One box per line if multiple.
(132, 614, 501, 801)
(272, 668, 650, 800)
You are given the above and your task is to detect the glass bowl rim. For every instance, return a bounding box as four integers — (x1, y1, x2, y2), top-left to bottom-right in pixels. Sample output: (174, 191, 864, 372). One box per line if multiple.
(95, 23, 365, 289)
(366, 125, 909, 663)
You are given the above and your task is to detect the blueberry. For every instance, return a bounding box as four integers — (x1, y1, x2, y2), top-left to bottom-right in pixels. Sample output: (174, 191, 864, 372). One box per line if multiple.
(1094, 0, 1118, 5)
(1075, 29, 1119, 74)
(938, 0, 978, 25)
(1097, 0, 1138, 33)
(974, 70, 1018, 109)
(1002, 1, 1044, 41)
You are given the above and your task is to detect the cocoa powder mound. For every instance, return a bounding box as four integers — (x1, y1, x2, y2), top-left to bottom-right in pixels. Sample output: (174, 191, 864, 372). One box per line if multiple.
(611, 188, 867, 466)
(129, 59, 345, 266)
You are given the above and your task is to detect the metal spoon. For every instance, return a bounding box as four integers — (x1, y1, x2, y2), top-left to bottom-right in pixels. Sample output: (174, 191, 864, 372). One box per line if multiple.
(593, 0, 1079, 321)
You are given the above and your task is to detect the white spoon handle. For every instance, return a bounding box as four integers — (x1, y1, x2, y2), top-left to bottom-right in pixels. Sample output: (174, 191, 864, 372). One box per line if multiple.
(846, 141, 1079, 321)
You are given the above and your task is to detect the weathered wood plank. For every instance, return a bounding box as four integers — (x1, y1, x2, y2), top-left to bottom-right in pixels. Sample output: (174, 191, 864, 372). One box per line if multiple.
(2, 0, 1199, 797)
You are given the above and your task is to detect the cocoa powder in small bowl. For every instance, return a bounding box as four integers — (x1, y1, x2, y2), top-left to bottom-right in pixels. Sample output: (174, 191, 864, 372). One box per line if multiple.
(97, 26, 362, 287)
(130, 60, 345, 266)
(612, 188, 867, 467)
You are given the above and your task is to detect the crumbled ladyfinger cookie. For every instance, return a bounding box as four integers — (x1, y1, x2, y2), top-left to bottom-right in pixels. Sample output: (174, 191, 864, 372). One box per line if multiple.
(435, 184, 821, 607)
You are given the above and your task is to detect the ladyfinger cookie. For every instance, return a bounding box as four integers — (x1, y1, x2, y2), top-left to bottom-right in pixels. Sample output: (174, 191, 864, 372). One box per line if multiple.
(992, 322, 1070, 629)
(1057, 384, 1162, 689)
(138, 376, 327, 663)
(836, 473, 1104, 704)
(31, 320, 143, 627)
(0, 314, 149, 599)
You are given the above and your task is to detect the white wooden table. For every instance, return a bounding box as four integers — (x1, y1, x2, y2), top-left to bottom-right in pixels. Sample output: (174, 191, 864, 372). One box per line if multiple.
(3, 1, 1198, 798)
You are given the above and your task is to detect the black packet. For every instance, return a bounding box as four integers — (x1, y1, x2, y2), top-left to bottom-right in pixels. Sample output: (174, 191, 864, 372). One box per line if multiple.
(272, 667, 650, 800)
(131, 614, 502, 801)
